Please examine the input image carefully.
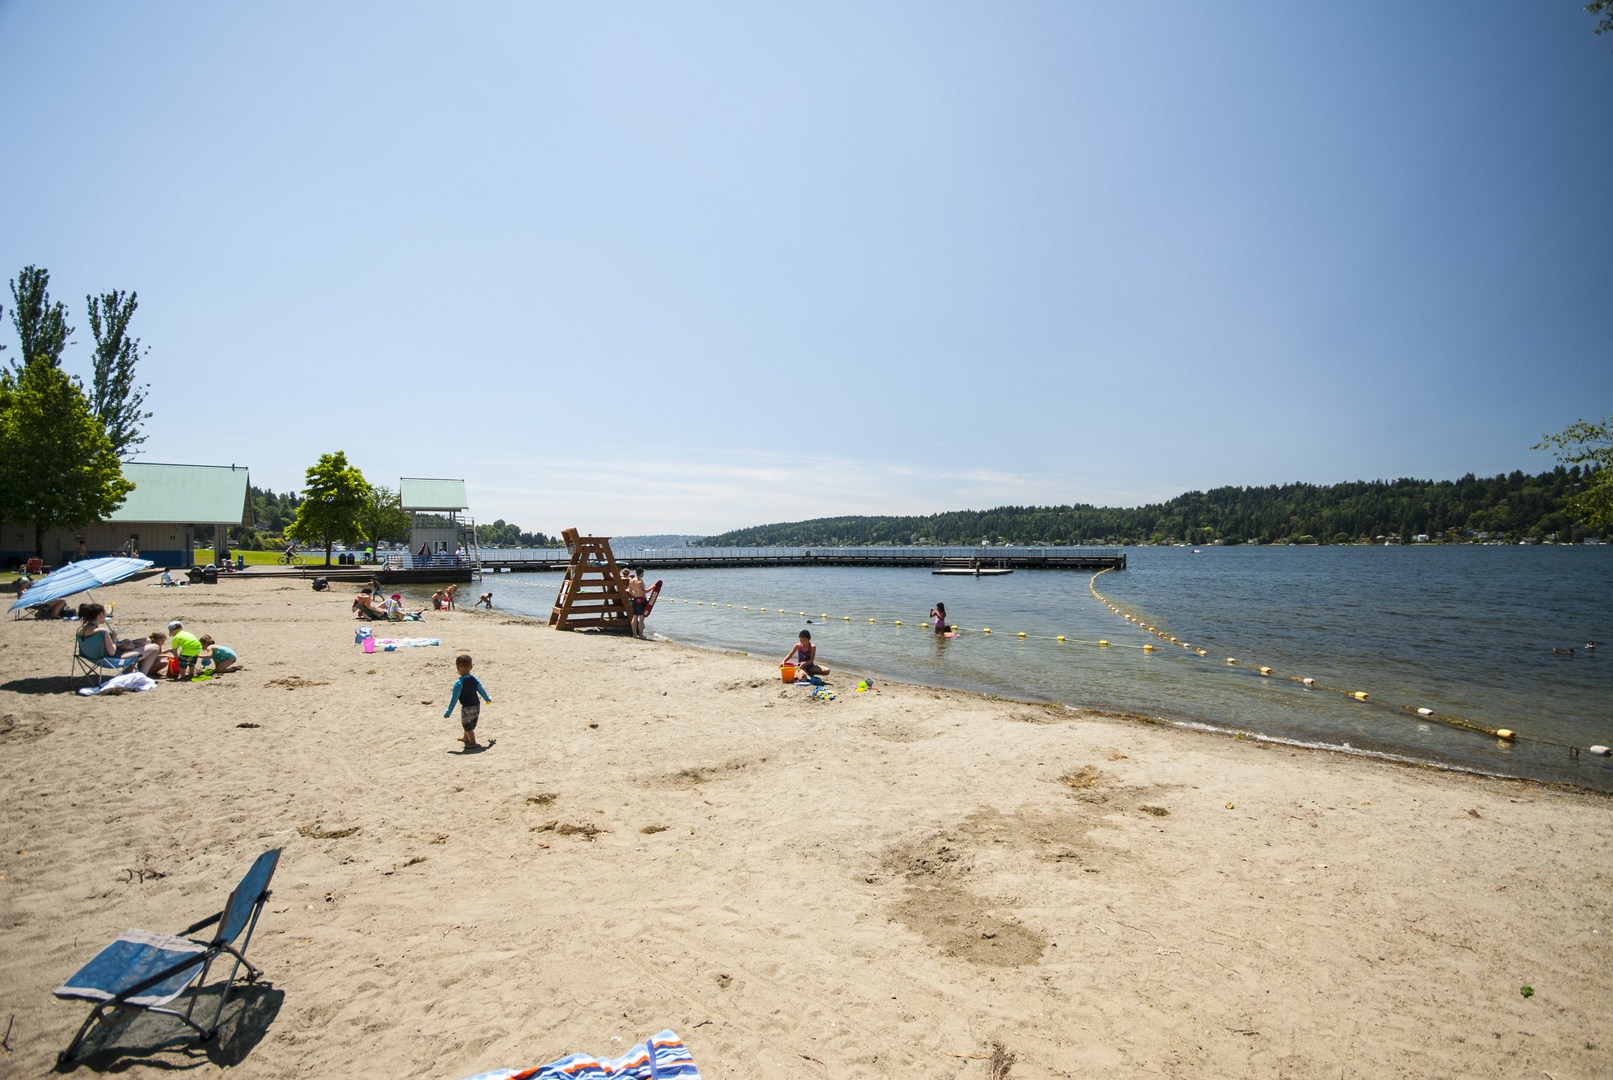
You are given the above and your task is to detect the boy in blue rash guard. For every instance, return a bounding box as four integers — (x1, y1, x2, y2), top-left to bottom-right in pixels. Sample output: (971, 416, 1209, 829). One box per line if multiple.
(444, 653, 492, 748)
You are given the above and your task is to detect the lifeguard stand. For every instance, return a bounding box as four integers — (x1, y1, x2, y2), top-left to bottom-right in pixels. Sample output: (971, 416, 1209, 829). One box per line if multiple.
(548, 528, 633, 632)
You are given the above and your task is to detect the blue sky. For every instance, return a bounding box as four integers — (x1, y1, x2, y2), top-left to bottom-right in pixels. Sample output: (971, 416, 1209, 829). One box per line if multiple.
(2, 2, 1609, 536)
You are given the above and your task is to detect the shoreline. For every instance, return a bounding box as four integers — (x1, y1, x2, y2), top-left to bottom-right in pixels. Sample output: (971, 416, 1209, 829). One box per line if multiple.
(3, 574, 1610, 1077)
(637, 617, 1611, 799)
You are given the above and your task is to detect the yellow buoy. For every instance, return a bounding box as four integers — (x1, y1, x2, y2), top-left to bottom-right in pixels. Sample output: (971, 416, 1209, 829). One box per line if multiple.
(1351, 691, 1369, 701)
(1143, 644, 1155, 651)
(842, 616, 850, 621)
(1196, 648, 1208, 656)
(1017, 632, 1027, 638)
(894, 620, 902, 626)
(1099, 640, 1109, 647)
(1301, 677, 1315, 686)
(983, 628, 992, 634)
(1258, 666, 1272, 676)
(1496, 729, 1515, 740)
(1417, 707, 1433, 716)
(1226, 658, 1237, 665)
(1056, 635, 1066, 642)
(869, 618, 876, 623)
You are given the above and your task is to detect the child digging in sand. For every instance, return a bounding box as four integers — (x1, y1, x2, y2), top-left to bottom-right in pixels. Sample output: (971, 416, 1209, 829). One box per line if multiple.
(444, 653, 492, 748)
(197, 635, 238, 674)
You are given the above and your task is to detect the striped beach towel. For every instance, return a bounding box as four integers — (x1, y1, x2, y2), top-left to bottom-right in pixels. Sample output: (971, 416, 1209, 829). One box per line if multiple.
(459, 1030, 701, 1080)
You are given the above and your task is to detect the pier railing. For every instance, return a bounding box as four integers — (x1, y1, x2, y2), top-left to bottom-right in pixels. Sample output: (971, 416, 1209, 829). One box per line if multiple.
(470, 545, 1126, 572)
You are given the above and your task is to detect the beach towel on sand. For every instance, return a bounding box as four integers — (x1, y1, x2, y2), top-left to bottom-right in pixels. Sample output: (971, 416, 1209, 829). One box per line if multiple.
(459, 1029, 700, 1080)
(76, 671, 158, 695)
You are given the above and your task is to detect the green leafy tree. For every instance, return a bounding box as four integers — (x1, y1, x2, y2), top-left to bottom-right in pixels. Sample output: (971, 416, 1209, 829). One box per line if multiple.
(86, 289, 152, 456)
(0, 358, 133, 554)
(1536, 418, 1613, 529)
(356, 484, 410, 549)
(0, 373, 16, 542)
(287, 451, 369, 564)
(1589, 1, 1613, 36)
(8, 266, 73, 370)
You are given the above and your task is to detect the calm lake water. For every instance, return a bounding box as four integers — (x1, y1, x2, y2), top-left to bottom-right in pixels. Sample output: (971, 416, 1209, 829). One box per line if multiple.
(444, 546, 1613, 792)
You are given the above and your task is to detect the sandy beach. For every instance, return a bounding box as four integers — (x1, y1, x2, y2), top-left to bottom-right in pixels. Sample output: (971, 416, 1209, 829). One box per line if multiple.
(1, 571, 1610, 1078)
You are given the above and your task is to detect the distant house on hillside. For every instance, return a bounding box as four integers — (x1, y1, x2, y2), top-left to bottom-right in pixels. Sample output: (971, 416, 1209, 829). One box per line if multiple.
(2, 462, 253, 570)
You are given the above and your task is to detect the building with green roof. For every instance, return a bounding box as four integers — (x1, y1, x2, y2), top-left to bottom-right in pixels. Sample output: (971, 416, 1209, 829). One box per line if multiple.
(399, 477, 474, 566)
(3, 462, 252, 570)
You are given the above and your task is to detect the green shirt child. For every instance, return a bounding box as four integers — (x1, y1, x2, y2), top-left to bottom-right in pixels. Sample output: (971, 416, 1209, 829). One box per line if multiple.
(167, 620, 203, 678)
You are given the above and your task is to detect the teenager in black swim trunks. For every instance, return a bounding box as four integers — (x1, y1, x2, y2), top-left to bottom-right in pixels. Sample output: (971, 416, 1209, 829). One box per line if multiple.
(626, 568, 649, 639)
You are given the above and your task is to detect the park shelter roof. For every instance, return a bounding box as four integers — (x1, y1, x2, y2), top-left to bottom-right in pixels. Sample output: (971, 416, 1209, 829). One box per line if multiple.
(400, 477, 469, 512)
(112, 463, 254, 525)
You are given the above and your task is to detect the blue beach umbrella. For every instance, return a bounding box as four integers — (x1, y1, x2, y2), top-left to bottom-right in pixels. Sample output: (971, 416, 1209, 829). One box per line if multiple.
(8, 556, 155, 613)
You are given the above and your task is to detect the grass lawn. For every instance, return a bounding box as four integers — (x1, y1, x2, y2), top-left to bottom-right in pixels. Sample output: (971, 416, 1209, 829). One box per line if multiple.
(194, 548, 378, 567)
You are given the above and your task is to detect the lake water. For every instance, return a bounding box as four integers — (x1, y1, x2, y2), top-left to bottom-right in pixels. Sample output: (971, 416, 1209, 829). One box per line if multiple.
(440, 545, 1613, 792)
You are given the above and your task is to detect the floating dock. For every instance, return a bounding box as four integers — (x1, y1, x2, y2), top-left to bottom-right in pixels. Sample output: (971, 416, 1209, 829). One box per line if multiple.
(474, 547, 1126, 574)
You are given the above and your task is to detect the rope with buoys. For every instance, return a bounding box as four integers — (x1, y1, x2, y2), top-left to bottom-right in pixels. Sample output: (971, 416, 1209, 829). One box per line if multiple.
(1086, 569, 1584, 756)
(671, 583, 1600, 761)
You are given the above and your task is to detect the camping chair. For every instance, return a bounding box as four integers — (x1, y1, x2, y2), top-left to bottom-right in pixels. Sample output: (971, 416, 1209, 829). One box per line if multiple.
(26, 556, 44, 575)
(72, 633, 140, 685)
(54, 848, 282, 1066)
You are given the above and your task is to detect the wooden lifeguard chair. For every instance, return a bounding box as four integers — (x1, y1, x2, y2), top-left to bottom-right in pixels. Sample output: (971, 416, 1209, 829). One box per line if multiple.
(548, 528, 633, 632)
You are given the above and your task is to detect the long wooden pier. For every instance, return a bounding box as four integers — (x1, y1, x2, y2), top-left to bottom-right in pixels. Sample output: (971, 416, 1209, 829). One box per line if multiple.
(473, 547, 1126, 574)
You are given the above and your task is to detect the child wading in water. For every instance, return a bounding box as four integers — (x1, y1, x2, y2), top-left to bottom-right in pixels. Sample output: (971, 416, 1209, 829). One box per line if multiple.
(444, 653, 493, 748)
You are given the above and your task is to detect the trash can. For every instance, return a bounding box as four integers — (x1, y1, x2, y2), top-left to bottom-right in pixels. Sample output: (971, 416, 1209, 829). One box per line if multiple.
(201, 565, 219, 585)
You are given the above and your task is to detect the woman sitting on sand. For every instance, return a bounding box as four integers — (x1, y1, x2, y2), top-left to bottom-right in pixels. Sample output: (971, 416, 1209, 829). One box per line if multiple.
(76, 602, 163, 675)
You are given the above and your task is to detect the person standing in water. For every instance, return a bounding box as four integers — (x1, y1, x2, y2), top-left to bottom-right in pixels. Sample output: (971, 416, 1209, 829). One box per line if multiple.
(930, 602, 948, 634)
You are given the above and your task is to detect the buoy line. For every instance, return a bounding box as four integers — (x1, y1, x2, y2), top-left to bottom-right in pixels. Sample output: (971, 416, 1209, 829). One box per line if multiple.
(667, 586, 1600, 763)
(1085, 570, 1590, 757)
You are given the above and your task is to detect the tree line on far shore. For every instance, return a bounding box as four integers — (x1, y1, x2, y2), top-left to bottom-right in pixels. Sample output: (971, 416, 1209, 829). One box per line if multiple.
(700, 466, 1610, 548)
(4, 262, 1608, 557)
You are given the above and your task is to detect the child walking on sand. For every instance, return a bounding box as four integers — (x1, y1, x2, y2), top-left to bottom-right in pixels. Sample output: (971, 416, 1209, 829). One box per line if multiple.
(444, 653, 492, 748)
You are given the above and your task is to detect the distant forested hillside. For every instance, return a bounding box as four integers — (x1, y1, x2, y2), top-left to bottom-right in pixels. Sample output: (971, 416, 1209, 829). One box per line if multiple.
(700, 468, 1604, 546)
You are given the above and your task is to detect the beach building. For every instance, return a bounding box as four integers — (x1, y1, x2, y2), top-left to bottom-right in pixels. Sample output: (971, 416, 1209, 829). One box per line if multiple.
(2, 462, 253, 570)
(400, 477, 478, 569)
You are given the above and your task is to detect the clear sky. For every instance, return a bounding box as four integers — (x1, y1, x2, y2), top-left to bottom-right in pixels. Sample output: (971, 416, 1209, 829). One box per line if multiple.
(2, 2, 1609, 537)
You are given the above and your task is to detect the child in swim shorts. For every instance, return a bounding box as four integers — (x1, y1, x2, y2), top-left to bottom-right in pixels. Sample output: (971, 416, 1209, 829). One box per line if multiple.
(444, 653, 492, 748)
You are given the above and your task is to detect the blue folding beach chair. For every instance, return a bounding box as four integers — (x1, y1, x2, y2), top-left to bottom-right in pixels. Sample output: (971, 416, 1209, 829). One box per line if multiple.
(53, 848, 281, 1066)
(71, 633, 139, 685)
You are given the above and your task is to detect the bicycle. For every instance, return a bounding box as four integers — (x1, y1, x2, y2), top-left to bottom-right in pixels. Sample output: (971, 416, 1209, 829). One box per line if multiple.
(279, 549, 305, 566)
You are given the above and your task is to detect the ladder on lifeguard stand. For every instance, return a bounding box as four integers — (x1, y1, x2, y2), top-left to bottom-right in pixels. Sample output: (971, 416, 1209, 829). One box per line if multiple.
(548, 528, 633, 632)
